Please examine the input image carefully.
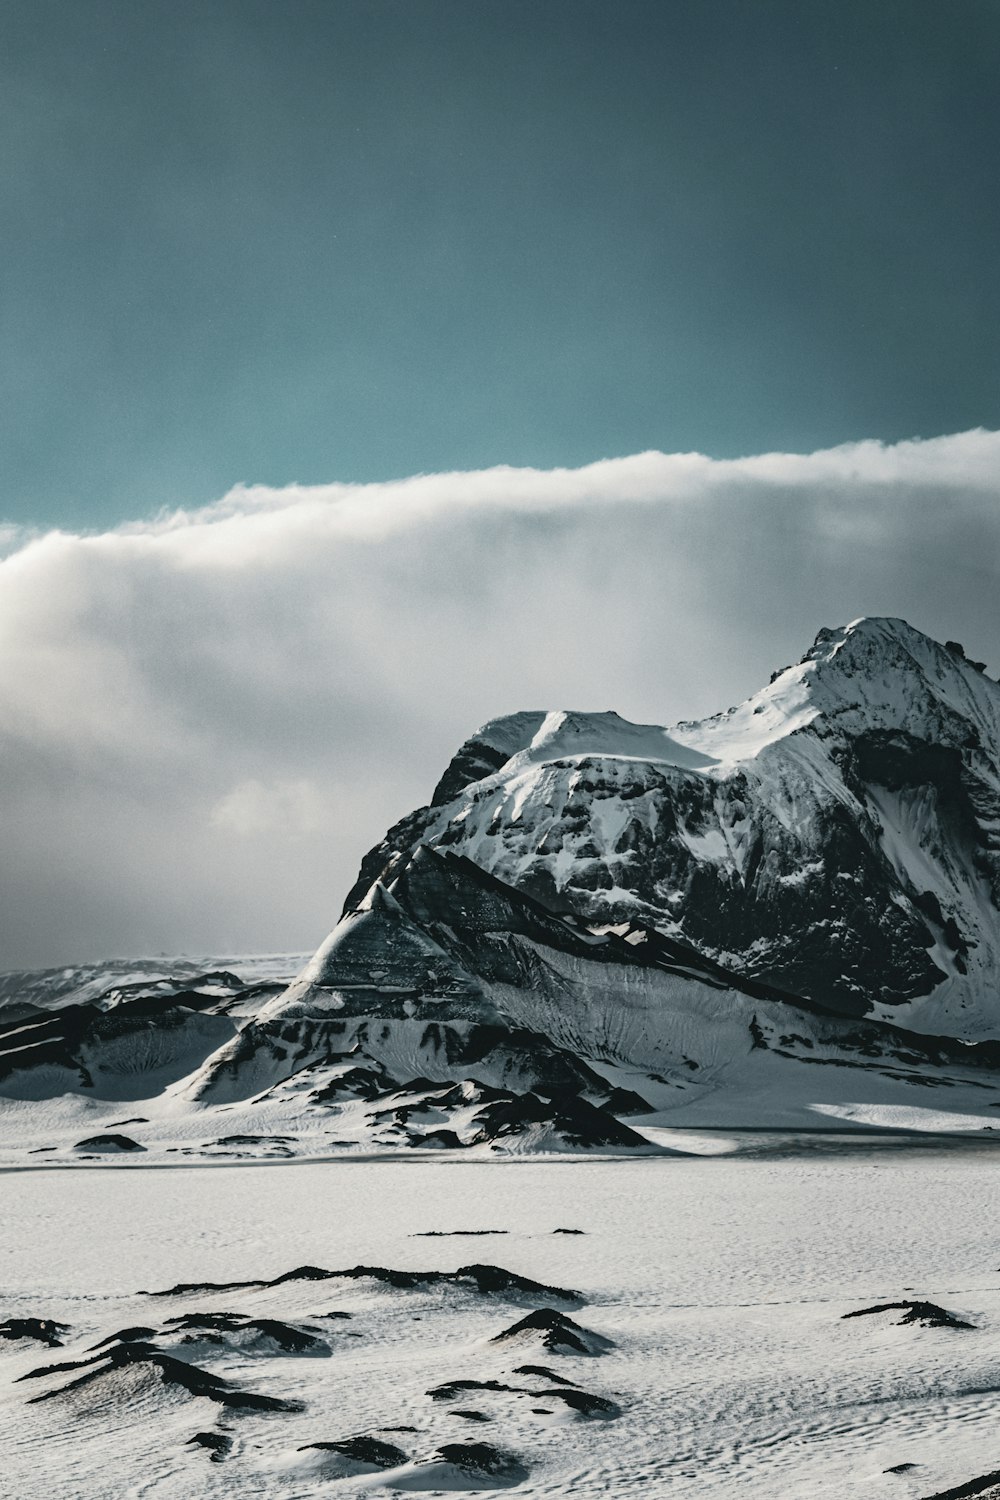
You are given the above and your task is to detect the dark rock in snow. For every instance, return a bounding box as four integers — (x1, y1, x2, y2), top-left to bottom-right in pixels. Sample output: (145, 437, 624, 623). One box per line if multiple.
(413, 1229, 508, 1237)
(433, 1443, 529, 1484)
(427, 1378, 526, 1402)
(842, 1300, 974, 1330)
(513, 1364, 579, 1385)
(188, 1431, 232, 1462)
(535, 1385, 621, 1418)
(163, 1312, 329, 1354)
(150, 1261, 581, 1303)
(490, 1306, 612, 1354)
(920, 1470, 1000, 1499)
(0, 1317, 69, 1347)
(73, 1134, 146, 1153)
(300, 1436, 408, 1469)
(88, 1326, 157, 1349)
(21, 1341, 299, 1410)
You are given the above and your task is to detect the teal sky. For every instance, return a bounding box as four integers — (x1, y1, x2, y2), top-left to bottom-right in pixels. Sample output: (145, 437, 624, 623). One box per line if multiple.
(2, 0, 999, 531)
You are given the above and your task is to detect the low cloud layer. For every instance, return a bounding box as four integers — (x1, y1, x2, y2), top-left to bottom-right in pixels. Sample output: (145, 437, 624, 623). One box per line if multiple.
(3, 428, 1000, 969)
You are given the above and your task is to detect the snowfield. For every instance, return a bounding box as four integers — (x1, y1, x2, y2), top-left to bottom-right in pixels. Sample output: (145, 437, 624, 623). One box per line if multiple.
(8, 618, 1000, 1496)
(5, 1149, 1000, 1499)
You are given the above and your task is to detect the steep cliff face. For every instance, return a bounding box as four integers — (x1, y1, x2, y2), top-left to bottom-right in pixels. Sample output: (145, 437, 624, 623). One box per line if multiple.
(340, 619, 1000, 1035)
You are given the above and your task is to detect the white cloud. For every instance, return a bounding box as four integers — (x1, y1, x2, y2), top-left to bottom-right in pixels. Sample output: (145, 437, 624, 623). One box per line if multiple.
(210, 778, 329, 837)
(2, 428, 1000, 967)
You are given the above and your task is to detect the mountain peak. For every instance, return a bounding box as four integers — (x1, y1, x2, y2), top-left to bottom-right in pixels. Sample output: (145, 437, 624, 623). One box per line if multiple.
(676, 617, 1000, 766)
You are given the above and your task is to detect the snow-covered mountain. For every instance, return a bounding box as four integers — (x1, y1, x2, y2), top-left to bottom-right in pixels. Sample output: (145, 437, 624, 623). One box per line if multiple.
(4, 617, 1000, 1157)
(343, 617, 1000, 1034)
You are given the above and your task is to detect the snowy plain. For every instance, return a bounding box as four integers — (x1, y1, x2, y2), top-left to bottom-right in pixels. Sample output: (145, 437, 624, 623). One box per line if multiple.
(6, 1149, 1000, 1499)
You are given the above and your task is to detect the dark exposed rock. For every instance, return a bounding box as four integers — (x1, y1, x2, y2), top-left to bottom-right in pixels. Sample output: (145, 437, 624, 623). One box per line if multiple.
(490, 1306, 612, 1354)
(472, 1091, 651, 1150)
(300, 1436, 408, 1469)
(920, 1469, 1000, 1499)
(21, 1341, 299, 1410)
(0, 1317, 69, 1347)
(536, 1386, 620, 1418)
(600, 1087, 652, 1116)
(842, 1300, 974, 1330)
(433, 1442, 529, 1483)
(513, 1364, 579, 1385)
(88, 1326, 156, 1349)
(73, 1134, 146, 1153)
(162, 1312, 329, 1353)
(407, 1127, 465, 1150)
(150, 1261, 581, 1303)
(188, 1431, 232, 1461)
(428, 1378, 525, 1401)
(311, 1066, 393, 1104)
(413, 1230, 508, 1237)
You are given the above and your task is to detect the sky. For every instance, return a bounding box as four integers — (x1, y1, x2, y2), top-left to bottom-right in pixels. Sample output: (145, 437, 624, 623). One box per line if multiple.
(2, 2, 1000, 967)
(2, 0, 1000, 530)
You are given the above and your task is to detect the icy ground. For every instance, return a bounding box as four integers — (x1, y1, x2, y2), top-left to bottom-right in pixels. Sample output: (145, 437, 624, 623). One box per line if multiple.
(5, 1150, 1000, 1498)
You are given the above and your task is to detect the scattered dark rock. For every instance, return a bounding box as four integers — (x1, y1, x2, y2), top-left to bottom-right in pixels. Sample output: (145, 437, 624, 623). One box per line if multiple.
(537, 1386, 620, 1418)
(300, 1436, 408, 1469)
(452, 1409, 492, 1421)
(163, 1312, 329, 1354)
(311, 1067, 393, 1104)
(452, 1264, 581, 1302)
(552, 1228, 585, 1235)
(150, 1264, 337, 1296)
(920, 1469, 1000, 1499)
(21, 1341, 299, 1410)
(491, 1306, 611, 1354)
(472, 1091, 650, 1149)
(428, 1378, 525, 1402)
(88, 1326, 157, 1349)
(151, 1261, 580, 1303)
(407, 1128, 466, 1150)
(0, 1317, 69, 1347)
(433, 1443, 528, 1483)
(513, 1364, 579, 1386)
(110, 1117, 149, 1126)
(73, 1134, 146, 1153)
(842, 1300, 974, 1330)
(413, 1230, 508, 1237)
(188, 1431, 232, 1462)
(884, 1463, 919, 1473)
(212, 1134, 294, 1147)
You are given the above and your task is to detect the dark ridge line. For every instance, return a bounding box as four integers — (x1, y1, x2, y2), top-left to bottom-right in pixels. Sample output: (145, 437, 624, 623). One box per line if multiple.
(299, 1436, 409, 1469)
(21, 1341, 299, 1410)
(490, 1306, 612, 1354)
(842, 1300, 974, 1330)
(147, 1262, 581, 1303)
(921, 1470, 1000, 1500)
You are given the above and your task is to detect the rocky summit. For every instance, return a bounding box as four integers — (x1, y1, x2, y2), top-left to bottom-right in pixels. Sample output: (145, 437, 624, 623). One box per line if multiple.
(4, 616, 1000, 1151)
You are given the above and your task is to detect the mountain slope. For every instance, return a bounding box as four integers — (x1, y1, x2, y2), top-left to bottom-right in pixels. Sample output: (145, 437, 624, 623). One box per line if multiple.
(342, 618, 1000, 1035)
(3, 616, 1000, 1155)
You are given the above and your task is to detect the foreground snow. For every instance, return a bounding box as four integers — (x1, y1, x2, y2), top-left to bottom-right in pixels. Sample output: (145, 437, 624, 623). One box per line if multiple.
(4, 1151, 1000, 1498)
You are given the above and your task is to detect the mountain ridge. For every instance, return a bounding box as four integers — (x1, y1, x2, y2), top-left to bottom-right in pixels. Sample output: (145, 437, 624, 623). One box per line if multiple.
(4, 616, 1000, 1157)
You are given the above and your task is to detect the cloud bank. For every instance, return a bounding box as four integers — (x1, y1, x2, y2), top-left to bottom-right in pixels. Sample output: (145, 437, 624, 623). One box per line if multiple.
(3, 428, 1000, 968)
